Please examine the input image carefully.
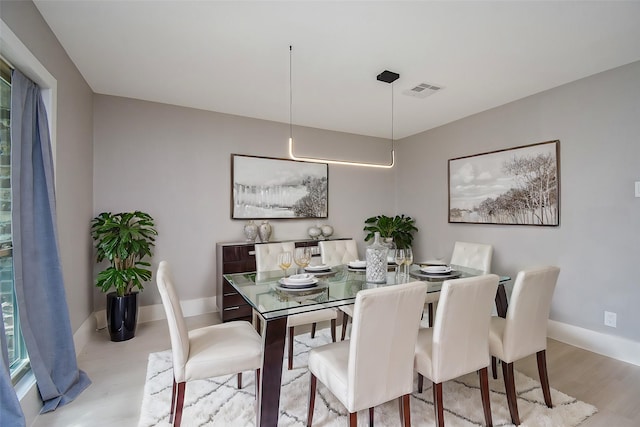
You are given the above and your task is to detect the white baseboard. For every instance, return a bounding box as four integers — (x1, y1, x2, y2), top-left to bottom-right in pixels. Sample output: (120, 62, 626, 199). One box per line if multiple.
(548, 319, 640, 367)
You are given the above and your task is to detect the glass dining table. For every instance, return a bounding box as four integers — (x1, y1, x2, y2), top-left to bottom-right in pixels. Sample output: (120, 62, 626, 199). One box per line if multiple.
(224, 264, 511, 427)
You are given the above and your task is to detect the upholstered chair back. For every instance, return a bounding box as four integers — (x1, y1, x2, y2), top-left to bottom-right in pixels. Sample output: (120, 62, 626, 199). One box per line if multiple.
(319, 239, 359, 266)
(450, 241, 493, 273)
(156, 261, 190, 382)
(429, 274, 499, 384)
(347, 281, 427, 411)
(500, 266, 560, 362)
(255, 242, 296, 272)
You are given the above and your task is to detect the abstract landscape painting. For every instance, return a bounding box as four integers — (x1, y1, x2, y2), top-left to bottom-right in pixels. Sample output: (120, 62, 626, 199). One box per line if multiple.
(448, 140, 559, 226)
(232, 154, 328, 219)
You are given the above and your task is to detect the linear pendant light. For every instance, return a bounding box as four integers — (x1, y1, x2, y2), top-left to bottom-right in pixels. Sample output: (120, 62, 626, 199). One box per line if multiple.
(288, 46, 397, 168)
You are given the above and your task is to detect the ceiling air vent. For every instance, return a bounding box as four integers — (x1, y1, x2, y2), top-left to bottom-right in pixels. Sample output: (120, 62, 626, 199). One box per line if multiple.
(403, 82, 443, 98)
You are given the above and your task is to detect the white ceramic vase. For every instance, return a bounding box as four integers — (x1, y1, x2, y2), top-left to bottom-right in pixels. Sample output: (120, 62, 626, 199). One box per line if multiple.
(258, 220, 272, 242)
(243, 220, 258, 242)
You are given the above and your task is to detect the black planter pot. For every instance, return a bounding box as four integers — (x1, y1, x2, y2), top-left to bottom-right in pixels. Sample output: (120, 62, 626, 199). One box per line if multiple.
(106, 292, 138, 342)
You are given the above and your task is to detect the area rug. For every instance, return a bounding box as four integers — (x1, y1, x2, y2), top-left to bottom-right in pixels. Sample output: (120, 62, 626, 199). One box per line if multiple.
(138, 329, 597, 427)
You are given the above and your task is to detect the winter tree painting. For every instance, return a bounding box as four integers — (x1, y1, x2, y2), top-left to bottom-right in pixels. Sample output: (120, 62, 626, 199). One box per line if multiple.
(448, 141, 559, 226)
(232, 155, 328, 219)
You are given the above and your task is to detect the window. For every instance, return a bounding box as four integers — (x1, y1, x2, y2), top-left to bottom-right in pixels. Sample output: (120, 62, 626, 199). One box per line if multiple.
(0, 57, 29, 383)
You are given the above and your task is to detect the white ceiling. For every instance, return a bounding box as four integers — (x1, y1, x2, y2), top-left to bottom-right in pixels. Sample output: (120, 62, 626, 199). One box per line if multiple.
(33, 1, 640, 139)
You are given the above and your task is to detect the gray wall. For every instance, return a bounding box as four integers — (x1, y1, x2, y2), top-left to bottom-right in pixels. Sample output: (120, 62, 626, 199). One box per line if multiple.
(1, 1, 94, 332)
(397, 60, 640, 342)
(93, 95, 395, 308)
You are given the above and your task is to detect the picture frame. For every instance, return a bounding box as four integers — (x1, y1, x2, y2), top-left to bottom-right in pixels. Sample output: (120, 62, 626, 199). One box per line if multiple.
(231, 154, 328, 219)
(448, 140, 560, 226)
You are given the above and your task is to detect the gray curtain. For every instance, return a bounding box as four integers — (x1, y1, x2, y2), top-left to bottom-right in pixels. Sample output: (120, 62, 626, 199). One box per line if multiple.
(9, 69, 90, 414)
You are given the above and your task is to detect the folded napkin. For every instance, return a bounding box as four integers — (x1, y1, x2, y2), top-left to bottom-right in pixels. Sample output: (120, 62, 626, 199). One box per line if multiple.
(286, 273, 316, 283)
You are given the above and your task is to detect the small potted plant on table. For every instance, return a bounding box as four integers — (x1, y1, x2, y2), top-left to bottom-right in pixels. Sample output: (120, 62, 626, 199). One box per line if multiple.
(363, 214, 418, 249)
(91, 211, 157, 341)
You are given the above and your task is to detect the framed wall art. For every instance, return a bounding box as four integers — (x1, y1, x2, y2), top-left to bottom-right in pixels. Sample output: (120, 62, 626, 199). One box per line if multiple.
(448, 140, 560, 226)
(231, 154, 328, 219)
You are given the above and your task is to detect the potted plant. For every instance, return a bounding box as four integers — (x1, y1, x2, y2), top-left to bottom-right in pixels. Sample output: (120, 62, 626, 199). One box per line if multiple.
(91, 211, 157, 341)
(363, 214, 418, 249)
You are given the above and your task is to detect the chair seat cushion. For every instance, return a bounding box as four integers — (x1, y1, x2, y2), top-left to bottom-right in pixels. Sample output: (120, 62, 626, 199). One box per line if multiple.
(414, 327, 436, 381)
(287, 308, 338, 327)
(183, 321, 262, 382)
(308, 340, 350, 409)
(424, 291, 440, 304)
(489, 316, 507, 361)
(339, 304, 354, 317)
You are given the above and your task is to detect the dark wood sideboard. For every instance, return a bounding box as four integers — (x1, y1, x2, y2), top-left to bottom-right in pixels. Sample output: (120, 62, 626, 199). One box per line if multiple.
(216, 238, 349, 322)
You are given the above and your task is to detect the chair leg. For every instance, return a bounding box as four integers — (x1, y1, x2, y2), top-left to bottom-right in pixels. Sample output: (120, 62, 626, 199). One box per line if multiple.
(418, 373, 424, 393)
(427, 302, 434, 327)
(401, 394, 411, 427)
(537, 350, 553, 408)
(433, 382, 444, 427)
(349, 412, 358, 427)
(288, 326, 295, 370)
(479, 367, 493, 427)
(170, 379, 177, 421)
(174, 381, 186, 427)
(311, 322, 317, 338)
(502, 361, 520, 425)
(255, 369, 260, 401)
(491, 356, 498, 379)
(330, 319, 337, 342)
(237, 372, 242, 389)
(369, 407, 374, 427)
(307, 373, 317, 427)
(341, 311, 349, 341)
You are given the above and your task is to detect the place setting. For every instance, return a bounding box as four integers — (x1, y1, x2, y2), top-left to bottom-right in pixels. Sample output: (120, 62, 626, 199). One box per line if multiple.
(346, 260, 367, 271)
(304, 263, 335, 276)
(411, 264, 462, 280)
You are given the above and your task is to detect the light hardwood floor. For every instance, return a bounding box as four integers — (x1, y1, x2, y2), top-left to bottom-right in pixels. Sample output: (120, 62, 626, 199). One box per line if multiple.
(30, 313, 640, 426)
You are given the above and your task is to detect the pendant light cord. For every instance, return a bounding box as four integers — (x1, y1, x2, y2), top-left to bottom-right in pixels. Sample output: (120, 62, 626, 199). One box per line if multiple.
(289, 45, 293, 142)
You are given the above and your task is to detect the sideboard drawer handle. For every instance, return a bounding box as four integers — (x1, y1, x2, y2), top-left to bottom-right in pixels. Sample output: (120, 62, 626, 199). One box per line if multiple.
(225, 306, 240, 311)
(223, 292, 237, 297)
(248, 250, 256, 256)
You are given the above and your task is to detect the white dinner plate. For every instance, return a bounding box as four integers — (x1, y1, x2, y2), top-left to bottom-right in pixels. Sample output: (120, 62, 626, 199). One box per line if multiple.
(275, 284, 323, 293)
(421, 266, 452, 274)
(348, 261, 367, 269)
(305, 265, 331, 272)
(278, 277, 319, 288)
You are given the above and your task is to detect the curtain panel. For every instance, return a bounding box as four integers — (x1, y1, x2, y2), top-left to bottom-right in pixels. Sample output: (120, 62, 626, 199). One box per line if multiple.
(8, 69, 90, 415)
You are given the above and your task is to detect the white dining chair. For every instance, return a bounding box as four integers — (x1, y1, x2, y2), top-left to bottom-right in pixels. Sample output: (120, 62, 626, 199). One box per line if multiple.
(424, 241, 493, 327)
(307, 281, 428, 427)
(415, 274, 499, 427)
(156, 261, 263, 427)
(318, 239, 359, 340)
(489, 266, 560, 426)
(255, 242, 338, 370)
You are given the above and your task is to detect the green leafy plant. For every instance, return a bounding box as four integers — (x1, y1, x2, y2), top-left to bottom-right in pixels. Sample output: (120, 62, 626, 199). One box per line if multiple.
(90, 211, 158, 296)
(363, 214, 418, 249)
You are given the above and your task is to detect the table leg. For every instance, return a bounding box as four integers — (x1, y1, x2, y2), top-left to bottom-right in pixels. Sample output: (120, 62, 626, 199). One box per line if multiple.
(495, 283, 508, 318)
(257, 316, 287, 427)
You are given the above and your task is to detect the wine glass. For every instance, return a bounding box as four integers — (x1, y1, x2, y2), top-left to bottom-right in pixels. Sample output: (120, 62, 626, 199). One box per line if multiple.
(294, 247, 311, 273)
(394, 248, 406, 277)
(403, 247, 414, 277)
(278, 251, 292, 278)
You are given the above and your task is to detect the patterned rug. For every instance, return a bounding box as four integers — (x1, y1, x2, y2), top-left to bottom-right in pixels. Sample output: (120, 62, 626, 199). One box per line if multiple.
(138, 329, 597, 427)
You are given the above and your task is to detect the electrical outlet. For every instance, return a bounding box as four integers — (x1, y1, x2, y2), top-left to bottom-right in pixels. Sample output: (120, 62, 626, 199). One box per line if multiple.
(604, 311, 617, 328)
